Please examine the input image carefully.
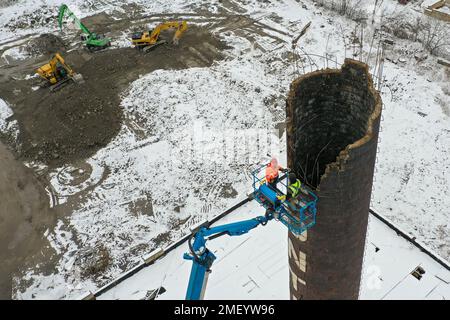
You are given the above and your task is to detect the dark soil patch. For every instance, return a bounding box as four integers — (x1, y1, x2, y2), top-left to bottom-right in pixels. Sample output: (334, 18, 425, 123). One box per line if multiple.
(0, 142, 56, 299)
(79, 12, 119, 35)
(153, 231, 171, 247)
(26, 33, 67, 56)
(1, 25, 229, 167)
(128, 193, 154, 217)
(220, 183, 238, 198)
(75, 243, 111, 278)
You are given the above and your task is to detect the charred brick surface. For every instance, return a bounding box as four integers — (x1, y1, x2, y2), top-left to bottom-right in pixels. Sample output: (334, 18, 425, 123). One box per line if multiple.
(286, 59, 382, 300)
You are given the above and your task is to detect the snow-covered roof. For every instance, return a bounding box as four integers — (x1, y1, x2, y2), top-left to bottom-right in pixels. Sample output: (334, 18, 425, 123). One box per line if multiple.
(96, 200, 450, 300)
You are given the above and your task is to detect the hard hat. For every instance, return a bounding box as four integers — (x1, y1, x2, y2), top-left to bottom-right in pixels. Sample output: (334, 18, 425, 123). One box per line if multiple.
(270, 157, 278, 167)
(289, 172, 297, 182)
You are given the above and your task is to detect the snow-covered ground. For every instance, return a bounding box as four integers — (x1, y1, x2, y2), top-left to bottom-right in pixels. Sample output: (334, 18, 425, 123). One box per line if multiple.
(373, 60, 450, 259)
(0, 0, 189, 44)
(0, 0, 448, 299)
(0, 98, 19, 141)
(0, 98, 12, 132)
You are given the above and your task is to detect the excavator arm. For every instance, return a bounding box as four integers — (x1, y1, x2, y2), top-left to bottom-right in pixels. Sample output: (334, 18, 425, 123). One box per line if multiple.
(58, 4, 92, 36)
(149, 20, 188, 45)
(52, 53, 74, 75)
(58, 4, 111, 51)
(131, 20, 188, 51)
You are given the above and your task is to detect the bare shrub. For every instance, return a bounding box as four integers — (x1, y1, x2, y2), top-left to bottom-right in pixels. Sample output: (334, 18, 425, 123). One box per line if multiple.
(0, 0, 18, 8)
(315, 0, 369, 21)
(382, 12, 450, 58)
(75, 243, 111, 279)
(382, 12, 422, 40)
(445, 67, 450, 81)
(442, 85, 450, 96)
(418, 17, 450, 57)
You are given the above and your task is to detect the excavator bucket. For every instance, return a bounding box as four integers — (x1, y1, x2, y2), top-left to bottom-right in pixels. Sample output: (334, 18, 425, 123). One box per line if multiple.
(71, 73, 84, 84)
(172, 20, 188, 45)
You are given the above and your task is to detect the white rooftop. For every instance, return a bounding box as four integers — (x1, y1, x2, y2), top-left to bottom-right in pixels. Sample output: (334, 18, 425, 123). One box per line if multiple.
(97, 200, 450, 300)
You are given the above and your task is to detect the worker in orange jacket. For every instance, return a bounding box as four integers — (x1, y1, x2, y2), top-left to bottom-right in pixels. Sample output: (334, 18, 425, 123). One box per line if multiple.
(265, 157, 287, 190)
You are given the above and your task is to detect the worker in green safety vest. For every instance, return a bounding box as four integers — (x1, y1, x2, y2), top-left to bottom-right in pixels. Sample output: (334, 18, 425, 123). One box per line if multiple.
(287, 172, 307, 201)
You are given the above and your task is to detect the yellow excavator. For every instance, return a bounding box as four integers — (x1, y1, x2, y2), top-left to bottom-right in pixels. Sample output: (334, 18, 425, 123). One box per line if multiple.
(131, 20, 188, 53)
(36, 53, 84, 91)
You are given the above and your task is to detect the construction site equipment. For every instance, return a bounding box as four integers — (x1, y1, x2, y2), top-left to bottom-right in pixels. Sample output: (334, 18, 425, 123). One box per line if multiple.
(36, 53, 84, 91)
(252, 164, 317, 235)
(58, 4, 111, 51)
(183, 163, 317, 300)
(131, 21, 188, 53)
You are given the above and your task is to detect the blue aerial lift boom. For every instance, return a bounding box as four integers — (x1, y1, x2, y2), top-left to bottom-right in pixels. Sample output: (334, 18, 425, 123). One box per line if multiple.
(183, 215, 272, 300)
(183, 164, 318, 300)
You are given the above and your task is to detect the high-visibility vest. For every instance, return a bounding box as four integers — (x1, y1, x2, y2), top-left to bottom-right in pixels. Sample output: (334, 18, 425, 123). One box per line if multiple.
(288, 179, 302, 198)
(265, 164, 279, 183)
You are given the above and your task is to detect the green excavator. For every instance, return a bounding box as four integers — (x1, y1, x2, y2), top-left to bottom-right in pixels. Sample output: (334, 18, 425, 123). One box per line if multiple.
(58, 4, 111, 51)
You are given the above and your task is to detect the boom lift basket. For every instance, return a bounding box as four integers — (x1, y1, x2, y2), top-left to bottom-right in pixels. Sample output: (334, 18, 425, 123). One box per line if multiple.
(251, 164, 317, 235)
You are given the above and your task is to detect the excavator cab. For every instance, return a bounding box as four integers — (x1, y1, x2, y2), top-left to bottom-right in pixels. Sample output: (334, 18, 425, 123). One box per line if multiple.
(131, 31, 144, 41)
(131, 29, 165, 52)
(55, 65, 67, 81)
(252, 164, 317, 235)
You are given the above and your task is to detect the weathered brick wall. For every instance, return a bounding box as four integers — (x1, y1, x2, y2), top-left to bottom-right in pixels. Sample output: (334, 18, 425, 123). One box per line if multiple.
(286, 59, 382, 300)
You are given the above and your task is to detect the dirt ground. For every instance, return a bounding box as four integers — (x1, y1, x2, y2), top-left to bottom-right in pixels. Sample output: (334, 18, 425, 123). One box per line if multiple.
(0, 6, 286, 297)
(0, 142, 56, 299)
(0, 25, 228, 167)
(0, 18, 230, 297)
